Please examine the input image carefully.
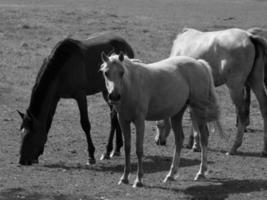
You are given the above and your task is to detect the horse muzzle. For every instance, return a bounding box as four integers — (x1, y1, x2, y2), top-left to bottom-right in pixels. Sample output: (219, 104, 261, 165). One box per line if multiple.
(108, 92, 121, 105)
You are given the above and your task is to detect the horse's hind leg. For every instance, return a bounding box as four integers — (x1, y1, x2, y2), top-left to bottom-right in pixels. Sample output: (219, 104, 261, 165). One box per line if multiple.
(164, 107, 186, 183)
(190, 110, 201, 152)
(101, 110, 122, 159)
(227, 87, 248, 155)
(100, 110, 116, 160)
(75, 94, 96, 164)
(249, 78, 267, 156)
(101, 92, 122, 159)
(236, 86, 251, 131)
(194, 121, 209, 180)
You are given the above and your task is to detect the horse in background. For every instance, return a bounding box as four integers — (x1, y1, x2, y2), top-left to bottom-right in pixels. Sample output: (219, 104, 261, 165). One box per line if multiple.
(17, 34, 134, 165)
(155, 28, 267, 156)
(100, 52, 226, 187)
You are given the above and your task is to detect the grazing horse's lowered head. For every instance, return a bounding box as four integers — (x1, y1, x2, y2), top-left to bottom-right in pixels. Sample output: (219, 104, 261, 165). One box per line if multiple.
(17, 110, 46, 165)
(155, 119, 171, 146)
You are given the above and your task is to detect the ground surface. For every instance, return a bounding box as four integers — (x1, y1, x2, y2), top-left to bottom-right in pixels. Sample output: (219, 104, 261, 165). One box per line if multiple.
(1, 0, 267, 199)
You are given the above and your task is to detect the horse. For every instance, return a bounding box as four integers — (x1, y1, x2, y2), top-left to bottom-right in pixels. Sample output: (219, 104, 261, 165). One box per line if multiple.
(17, 33, 134, 165)
(155, 28, 267, 156)
(100, 52, 226, 187)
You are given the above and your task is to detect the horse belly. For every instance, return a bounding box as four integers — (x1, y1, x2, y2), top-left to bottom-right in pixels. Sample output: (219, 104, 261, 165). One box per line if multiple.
(145, 81, 189, 121)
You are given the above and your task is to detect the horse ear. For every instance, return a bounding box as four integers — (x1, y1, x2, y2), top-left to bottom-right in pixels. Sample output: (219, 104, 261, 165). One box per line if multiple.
(101, 52, 109, 63)
(119, 52, 124, 62)
(17, 110, 25, 119)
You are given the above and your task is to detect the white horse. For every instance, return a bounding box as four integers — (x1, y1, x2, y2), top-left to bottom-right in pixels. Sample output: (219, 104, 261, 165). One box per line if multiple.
(155, 28, 267, 156)
(100, 52, 225, 187)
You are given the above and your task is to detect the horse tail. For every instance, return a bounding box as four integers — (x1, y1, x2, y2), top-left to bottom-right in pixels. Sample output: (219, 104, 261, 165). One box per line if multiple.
(189, 59, 219, 122)
(248, 34, 267, 85)
(247, 27, 267, 39)
(110, 37, 135, 58)
(190, 59, 228, 140)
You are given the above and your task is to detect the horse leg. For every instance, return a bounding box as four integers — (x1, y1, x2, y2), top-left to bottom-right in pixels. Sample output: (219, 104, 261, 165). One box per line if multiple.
(101, 92, 122, 159)
(236, 86, 251, 131)
(185, 129, 194, 149)
(100, 109, 116, 160)
(75, 94, 96, 165)
(191, 110, 201, 152)
(227, 88, 247, 155)
(113, 114, 123, 157)
(244, 86, 251, 128)
(164, 108, 186, 183)
(133, 116, 145, 188)
(194, 122, 209, 180)
(249, 80, 267, 156)
(186, 109, 201, 152)
(118, 118, 131, 185)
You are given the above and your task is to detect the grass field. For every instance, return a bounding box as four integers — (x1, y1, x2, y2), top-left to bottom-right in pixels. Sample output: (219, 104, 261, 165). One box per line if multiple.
(1, 0, 267, 199)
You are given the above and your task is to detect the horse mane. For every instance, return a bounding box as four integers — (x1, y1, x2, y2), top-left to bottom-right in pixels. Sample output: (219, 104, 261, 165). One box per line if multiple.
(29, 38, 83, 115)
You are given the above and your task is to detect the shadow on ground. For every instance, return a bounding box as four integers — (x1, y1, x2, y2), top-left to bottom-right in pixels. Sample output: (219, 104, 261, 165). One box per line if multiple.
(148, 178, 267, 200)
(208, 147, 266, 158)
(0, 187, 96, 200)
(42, 155, 202, 174)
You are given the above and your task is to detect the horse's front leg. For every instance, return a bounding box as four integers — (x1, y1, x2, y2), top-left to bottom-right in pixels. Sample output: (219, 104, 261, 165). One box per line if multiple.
(194, 123, 208, 180)
(133, 117, 145, 188)
(75, 94, 95, 165)
(118, 118, 131, 185)
(113, 112, 123, 157)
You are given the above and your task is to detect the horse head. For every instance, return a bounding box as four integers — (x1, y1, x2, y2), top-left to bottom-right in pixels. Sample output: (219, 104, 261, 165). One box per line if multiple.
(17, 110, 46, 165)
(100, 52, 125, 105)
(155, 119, 171, 146)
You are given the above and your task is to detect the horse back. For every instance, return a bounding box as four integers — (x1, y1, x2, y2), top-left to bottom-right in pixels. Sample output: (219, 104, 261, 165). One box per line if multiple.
(56, 35, 134, 97)
(171, 28, 255, 86)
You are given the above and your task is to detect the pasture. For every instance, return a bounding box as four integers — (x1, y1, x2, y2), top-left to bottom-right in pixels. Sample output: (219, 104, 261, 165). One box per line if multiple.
(1, 0, 267, 199)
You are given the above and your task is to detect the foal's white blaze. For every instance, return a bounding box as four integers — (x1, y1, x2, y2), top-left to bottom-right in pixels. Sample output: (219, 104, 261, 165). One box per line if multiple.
(105, 77, 115, 95)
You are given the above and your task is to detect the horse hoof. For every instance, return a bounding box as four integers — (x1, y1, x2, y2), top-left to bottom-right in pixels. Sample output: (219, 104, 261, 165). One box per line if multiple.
(163, 175, 175, 183)
(118, 178, 129, 185)
(111, 151, 121, 157)
(86, 158, 96, 165)
(194, 174, 206, 181)
(100, 153, 111, 160)
(133, 180, 143, 188)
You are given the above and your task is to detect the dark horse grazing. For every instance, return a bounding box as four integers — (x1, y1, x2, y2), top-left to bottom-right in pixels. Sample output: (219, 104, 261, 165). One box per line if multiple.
(17, 34, 134, 165)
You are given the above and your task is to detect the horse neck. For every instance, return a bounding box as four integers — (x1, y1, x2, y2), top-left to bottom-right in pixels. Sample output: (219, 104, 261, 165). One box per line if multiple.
(28, 81, 59, 131)
(121, 61, 148, 100)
